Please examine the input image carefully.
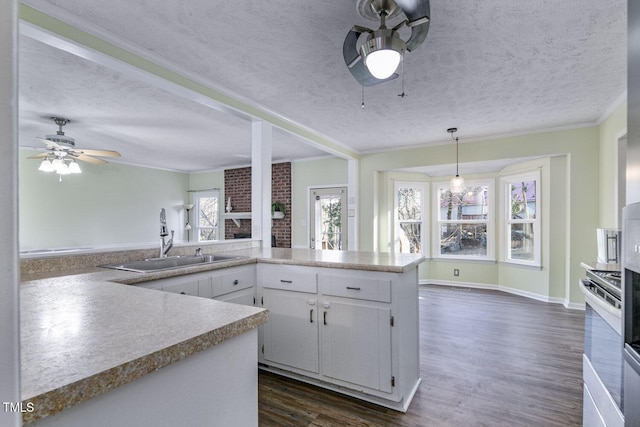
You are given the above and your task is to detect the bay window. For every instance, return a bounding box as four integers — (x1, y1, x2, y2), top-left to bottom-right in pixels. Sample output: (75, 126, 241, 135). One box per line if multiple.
(394, 182, 428, 255)
(502, 171, 540, 266)
(434, 179, 494, 260)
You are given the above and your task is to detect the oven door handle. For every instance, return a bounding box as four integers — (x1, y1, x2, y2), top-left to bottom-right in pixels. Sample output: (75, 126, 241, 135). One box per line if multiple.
(580, 279, 622, 322)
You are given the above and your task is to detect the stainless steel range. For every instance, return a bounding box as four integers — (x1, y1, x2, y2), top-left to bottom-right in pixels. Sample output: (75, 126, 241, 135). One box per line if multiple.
(580, 265, 624, 426)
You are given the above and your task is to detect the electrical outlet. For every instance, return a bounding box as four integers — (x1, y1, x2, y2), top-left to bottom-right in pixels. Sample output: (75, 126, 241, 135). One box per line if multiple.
(454, 269, 460, 277)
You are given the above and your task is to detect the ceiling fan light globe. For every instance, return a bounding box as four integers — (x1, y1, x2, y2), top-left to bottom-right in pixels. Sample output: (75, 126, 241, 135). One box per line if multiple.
(50, 157, 63, 172)
(38, 159, 53, 172)
(69, 161, 82, 174)
(365, 49, 401, 79)
(361, 29, 405, 80)
(58, 162, 71, 175)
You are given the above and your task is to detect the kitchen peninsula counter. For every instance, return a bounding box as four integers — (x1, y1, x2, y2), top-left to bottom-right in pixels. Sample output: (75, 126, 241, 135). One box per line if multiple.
(19, 247, 423, 424)
(20, 272, 267, 425)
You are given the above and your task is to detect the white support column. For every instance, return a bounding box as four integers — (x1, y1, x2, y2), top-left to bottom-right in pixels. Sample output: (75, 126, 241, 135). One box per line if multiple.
(347, 159, 359, 251)
(251, 121, 272, 248)
(0, 0, 21, 426)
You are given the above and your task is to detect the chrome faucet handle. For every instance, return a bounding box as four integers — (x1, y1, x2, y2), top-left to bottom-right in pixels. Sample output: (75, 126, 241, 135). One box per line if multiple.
(195, 248, 202, 256)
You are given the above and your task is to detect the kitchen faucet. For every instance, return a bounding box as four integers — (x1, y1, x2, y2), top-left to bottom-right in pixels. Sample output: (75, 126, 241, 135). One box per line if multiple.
(159, 208, 174, 258)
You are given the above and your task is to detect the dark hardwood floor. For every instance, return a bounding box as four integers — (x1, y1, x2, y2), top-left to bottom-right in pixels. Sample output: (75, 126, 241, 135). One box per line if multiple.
(258, 285, 585, 426)
(258, 286, 584, 427)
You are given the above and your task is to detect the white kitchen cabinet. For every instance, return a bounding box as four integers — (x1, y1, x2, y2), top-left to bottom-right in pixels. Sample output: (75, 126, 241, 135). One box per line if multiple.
(262, 290, 319, 373)
(214, 267, 254, 298)
(162, 280, 199, 296)
(257, 263, 420, 412)
(135, 265, 256, 304)
(259, 264, 319, 373)
(215, 287, 255, 306)
(320, 300, 392, 392)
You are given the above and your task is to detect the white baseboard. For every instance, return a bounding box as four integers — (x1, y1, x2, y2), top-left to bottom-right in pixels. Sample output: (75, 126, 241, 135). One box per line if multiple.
(422, 280, 585, 310)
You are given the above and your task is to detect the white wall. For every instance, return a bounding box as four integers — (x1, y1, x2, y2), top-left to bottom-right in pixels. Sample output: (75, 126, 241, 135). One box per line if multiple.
(1, 0, 21, 425)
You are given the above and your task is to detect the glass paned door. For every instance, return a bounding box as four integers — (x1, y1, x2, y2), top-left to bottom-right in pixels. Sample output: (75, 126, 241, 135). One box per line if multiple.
(310, 187, 347, 250)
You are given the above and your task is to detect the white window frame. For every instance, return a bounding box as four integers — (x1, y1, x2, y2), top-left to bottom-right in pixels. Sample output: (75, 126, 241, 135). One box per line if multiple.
(193, 190, 220, 242)
(501, 171, 541, 267)
(432, 178, 495, 261)
(393, 181, 429, 257)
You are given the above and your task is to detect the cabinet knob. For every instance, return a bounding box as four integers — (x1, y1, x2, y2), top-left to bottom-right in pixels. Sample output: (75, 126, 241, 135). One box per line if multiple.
(233, 279, 239, 285)
(180, 291, 186, 295)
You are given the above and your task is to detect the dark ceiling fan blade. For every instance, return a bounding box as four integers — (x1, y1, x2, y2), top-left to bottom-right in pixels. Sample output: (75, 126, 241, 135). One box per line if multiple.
(27, 153, 50, 159)
(74, 154, 108, 165)
(343, 26, 399, 87)
(36, 137, 64, 150)
(76, 148, 121, 158)
(395, 0, 430, 52)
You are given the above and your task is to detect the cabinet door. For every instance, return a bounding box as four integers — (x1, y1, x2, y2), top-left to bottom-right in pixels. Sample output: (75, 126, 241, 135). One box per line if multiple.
(263, 291, 319, 374)
(321, 300, 392, 393)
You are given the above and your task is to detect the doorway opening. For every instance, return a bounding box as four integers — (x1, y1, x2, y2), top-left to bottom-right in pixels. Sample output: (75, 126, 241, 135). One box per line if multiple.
(310, 187, 347, 250)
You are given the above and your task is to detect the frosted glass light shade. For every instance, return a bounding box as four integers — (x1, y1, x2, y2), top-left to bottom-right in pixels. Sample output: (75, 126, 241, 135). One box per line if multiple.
(51, 157, 63, 172)
(364, 49, 401, 79)
(450, 175, 465, 194)
(58, 162, 71, 175)
(68, 161, 82, 174)
(38, 159, 53, 172)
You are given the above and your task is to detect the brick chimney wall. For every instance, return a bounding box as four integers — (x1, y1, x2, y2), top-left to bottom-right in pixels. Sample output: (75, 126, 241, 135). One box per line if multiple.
(223, 163, 291, 248)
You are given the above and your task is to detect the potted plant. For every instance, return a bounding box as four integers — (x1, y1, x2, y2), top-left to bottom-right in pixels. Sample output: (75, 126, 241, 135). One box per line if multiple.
(271, 201, 286, 219)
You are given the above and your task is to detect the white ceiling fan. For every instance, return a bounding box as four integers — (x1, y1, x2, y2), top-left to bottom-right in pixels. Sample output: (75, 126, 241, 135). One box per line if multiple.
(28, 117, 121, 179)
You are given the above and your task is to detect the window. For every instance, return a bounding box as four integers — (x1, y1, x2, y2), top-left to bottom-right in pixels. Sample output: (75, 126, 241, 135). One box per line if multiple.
(193, 190, 219, 241)
(434, 179, 494, 259)
(394, 182, 428, 255)
(503, 171, 540, 266)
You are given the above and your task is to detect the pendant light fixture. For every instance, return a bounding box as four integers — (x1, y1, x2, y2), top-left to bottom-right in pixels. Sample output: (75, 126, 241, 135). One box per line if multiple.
(448, 127, 465, 193)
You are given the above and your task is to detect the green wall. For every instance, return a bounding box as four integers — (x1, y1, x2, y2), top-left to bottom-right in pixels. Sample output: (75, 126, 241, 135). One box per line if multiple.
(20, 102, 626, 307)
(291, 157, 348, 248)
(359, 126, 601, 305)
(19, 149, 189, 251)
(599, 102, 627, 228)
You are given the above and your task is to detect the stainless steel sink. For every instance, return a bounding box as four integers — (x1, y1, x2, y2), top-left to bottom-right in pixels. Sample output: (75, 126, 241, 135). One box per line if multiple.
(101, 254, 247, 273)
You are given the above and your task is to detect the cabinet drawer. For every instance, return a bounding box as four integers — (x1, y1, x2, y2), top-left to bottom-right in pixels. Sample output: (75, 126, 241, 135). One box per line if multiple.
(213, 267, 255, 298)
(162, 280, 199, 296)
(319, 274, 391, 303)
(261, 266, 317, 293)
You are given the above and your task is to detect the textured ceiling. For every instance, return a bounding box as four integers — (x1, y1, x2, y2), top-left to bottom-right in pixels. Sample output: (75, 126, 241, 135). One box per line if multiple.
(18, 0, 627, 173)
